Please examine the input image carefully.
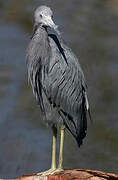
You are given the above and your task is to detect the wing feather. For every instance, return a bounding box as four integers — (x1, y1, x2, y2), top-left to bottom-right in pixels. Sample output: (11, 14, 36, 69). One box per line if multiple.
(44, 34, 88, 146)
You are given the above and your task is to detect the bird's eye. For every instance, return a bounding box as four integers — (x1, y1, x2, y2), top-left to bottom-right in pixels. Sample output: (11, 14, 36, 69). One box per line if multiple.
(40, 14, 43, 18)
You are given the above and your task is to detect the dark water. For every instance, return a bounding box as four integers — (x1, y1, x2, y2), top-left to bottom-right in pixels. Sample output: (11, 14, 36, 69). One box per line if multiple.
(0, 0, 118, 178)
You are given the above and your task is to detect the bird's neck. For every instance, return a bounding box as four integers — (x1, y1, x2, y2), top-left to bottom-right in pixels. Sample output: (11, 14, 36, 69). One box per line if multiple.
(32, 25, 51, 64)
(34, 24, 48, 35)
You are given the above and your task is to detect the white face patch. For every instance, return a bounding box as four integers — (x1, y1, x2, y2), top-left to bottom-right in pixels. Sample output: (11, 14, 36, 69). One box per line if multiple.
(34, 6, 60, 34)
(35, 6, 53, 23)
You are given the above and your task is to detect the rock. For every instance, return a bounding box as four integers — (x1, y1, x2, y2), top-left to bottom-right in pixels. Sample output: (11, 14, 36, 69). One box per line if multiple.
(14, 169, 118, 180)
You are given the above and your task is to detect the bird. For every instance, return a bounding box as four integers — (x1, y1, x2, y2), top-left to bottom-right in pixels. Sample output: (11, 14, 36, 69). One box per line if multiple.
(26, 5, 90, 176)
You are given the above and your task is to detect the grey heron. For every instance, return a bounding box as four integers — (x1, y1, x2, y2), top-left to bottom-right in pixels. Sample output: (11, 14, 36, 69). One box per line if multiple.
(26, 5, 90, 175)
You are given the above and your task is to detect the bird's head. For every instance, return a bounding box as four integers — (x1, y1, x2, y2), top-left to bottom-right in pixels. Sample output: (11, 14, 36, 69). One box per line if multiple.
(34, 6, 58, 31)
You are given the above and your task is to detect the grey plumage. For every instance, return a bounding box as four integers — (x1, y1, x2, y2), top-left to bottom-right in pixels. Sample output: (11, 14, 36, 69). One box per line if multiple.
(26, 6, 89, 147)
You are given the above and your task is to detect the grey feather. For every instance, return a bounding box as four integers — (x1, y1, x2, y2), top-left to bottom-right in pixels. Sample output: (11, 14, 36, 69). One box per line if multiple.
(26, 6, 89, 146)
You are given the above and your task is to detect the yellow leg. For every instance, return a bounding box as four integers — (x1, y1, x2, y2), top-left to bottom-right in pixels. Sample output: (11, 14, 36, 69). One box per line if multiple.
(58, 125, 65, 170)
(50, 125, 65, 174)
(51, 126, 57, 169)
(37, 126, 57, 176)
(37, 125, 65, 176)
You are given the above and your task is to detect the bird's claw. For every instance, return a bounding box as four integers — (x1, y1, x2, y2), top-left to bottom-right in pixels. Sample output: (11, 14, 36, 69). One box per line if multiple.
(37, 168, 56, 176)
(37, 168, 63, 176)
(51, 168, 64, 174)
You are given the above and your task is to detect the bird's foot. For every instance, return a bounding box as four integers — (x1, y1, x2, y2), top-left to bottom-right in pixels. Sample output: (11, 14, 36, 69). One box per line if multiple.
(37, 168, 63, 176)
(37, 168, 56, 176)
(51, 167, 64, 174)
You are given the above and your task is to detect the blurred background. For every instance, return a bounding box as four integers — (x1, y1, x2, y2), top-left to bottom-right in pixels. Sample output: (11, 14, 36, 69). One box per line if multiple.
(0, 0, 118, 178)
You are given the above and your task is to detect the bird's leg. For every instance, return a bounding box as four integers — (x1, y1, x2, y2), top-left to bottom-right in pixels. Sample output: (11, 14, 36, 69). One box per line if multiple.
(51, 125, 57, 170)
(58, 125, 65, 170)
(51, 125, 65, 174)
(38, 125, 57, 176)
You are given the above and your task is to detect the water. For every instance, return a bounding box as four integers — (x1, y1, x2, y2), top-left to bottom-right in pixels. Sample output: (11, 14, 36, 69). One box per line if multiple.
(0, 0, 118, 178)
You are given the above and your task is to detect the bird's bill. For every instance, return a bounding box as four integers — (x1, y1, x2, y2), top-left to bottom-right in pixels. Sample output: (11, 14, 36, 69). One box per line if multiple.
(32, 16, 60, 37)
(45, 16, 60, 35)
(44, 15, 58, 30)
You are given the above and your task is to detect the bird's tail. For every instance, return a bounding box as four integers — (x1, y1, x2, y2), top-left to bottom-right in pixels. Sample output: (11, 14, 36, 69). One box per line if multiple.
(60, 96, 87, 147)
(75, 94, 87, 147)
(76, 105, 87, 147)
